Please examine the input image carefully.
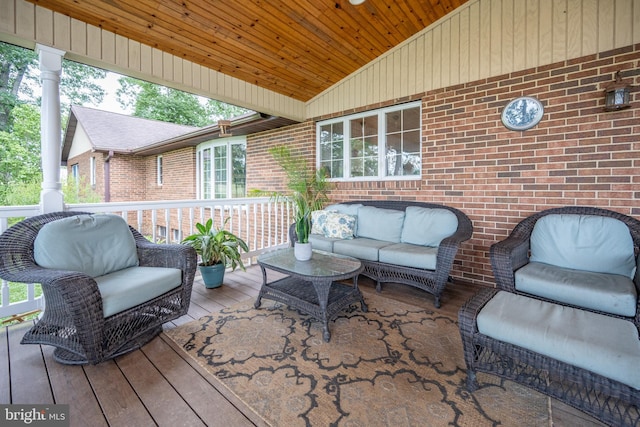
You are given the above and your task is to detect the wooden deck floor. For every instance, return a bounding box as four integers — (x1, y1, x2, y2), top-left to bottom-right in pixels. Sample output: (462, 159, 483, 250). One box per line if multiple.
(1, 265, 604, 427)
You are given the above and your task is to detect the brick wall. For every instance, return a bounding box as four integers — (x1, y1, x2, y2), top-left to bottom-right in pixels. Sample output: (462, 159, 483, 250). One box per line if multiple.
(144, 147, 197, 201)
(66, 151, 103, 196)
(248, 44, 640, 287)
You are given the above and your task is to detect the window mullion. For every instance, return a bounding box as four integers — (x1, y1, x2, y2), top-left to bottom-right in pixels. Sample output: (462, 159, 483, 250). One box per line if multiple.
(378, 112, 385, 178)
(226, 142, 232, 198)
(344, 119, 351, 179)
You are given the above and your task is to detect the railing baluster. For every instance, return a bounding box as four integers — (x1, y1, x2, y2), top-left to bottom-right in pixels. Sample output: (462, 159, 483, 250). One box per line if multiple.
(0, 198, 287, 320)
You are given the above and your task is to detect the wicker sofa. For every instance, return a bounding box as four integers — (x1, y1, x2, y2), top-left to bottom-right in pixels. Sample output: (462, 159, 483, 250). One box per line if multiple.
(0, 211, 197, 365)
(290, 200, 473, 307)
(459, 206, 640, 426)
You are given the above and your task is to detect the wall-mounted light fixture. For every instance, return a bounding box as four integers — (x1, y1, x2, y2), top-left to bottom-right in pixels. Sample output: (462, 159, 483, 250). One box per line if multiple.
(218, 119, 232, 137)
(349, 0, 366, 5)
(604, 71, 631, 111)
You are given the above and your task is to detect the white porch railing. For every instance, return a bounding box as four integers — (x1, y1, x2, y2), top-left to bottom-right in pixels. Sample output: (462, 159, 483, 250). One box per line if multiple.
(0, 197, 292, 321)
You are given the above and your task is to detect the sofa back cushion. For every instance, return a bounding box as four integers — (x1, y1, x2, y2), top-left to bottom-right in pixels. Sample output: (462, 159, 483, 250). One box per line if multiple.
(530, 214, 636, 278)
(34, 214, 139, 278)
(400, 207, 458, 247)
(325, 203, 363, 234)
(356, 206, 405, 243)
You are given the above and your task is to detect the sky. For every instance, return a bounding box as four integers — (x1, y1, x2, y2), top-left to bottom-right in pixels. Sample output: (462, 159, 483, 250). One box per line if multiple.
(97, 71, 132, 114)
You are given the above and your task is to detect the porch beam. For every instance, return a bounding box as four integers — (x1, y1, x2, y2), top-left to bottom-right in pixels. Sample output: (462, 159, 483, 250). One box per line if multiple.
(37, 44, 65, 213)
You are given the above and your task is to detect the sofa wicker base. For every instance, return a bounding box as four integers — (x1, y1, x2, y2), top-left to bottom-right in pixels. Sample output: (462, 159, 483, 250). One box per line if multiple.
(361, 259, 450, 308)
(459, 288, 640, 427)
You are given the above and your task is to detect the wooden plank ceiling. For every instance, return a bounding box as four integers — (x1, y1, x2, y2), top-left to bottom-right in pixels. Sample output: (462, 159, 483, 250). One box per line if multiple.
(28, 0, 468, 102)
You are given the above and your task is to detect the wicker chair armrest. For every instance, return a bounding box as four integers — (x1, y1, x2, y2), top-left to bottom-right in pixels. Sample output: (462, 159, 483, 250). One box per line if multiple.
(131, 229, 197, 271)
(634, 270, 640, 330)
(458, 287, 499, 334)
(434, 228, 472, 284)
(490, 236, 530, 292)
(39, 272, 105, 362)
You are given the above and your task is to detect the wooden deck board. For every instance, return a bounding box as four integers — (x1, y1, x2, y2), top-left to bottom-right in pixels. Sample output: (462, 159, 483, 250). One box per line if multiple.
(0, 323, 10, 403)
(7, 321, 54, 404)
(43, 345, 109, 426)
(0, 265, 605, 426)
(144, 336, 255, 427)
(84, 361, 156, 426)
(115, 349, 206, 426)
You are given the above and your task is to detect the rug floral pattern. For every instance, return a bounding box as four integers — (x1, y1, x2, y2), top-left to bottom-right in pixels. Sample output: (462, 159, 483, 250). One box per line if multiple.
(165, 291, 549, 427)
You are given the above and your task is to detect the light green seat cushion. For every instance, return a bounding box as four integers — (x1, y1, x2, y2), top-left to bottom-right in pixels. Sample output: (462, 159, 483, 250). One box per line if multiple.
(530, 214, 636, 278)
(516, 262, 637, 317)
(333, 238, 393, 261)
(34, 214, 138, 278)
(308, 233, 338, 252)
(96, 266, 182, 317)
(400, 207, 458, 247)
(356, 206, 405, 243)
(379, 243, 438, 270)
(477, 291, 640, 390)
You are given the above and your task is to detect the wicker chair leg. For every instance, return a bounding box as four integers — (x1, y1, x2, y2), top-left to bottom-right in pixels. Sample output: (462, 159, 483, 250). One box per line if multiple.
(53, 348, 90, 365)
(465, 369, 479, 391)
(434, 295, 441, 308)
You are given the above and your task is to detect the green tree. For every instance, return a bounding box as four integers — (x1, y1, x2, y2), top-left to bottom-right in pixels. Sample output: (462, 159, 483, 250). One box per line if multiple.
(0, 43, 38, 131)
(60, 60, 106, 113)
(116, 76, 250, 126)
(0, 104, 42, 202)
(0, 42, 106, 131)
(0, 42, 106, 205)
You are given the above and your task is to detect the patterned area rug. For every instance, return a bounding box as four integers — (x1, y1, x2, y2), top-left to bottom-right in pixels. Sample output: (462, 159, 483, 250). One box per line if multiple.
(164, 290, 550, 427)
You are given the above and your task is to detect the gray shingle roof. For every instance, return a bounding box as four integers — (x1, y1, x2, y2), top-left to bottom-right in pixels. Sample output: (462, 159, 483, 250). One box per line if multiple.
(68, 105, 198, 152)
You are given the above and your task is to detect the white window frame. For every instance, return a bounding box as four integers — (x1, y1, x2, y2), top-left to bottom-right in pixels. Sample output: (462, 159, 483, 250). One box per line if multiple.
(196, 136, 246, 199)
(71, 163, 79, 181)
(89, 156, 96, 186)
(157, 155, 163, 186)
(316, 101, 422, 181)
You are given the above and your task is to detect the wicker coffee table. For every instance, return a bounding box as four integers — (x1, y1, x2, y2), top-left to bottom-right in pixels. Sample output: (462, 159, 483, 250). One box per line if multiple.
(255, 248, 367, 342)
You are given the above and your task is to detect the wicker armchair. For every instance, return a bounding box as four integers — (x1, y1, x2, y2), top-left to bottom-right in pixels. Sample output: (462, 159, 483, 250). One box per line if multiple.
(0, 211, 197, 365)
(491, 205, 640, 321)
(459, 206, 640, 426)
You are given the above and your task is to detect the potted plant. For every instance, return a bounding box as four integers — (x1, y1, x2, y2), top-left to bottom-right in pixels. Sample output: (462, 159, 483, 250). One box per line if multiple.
(266, 146, 331, 260)
(181, 217, 249, 288)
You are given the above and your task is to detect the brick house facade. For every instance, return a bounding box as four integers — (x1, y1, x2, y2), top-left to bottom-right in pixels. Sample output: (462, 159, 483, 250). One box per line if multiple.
(64, 45, 638, 288)
(247, 44, 640, 287)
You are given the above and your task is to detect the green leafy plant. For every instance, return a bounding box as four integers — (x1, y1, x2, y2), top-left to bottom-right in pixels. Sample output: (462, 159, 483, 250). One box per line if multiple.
(181, 217, 249, 270)
(252, 146, 331, 244)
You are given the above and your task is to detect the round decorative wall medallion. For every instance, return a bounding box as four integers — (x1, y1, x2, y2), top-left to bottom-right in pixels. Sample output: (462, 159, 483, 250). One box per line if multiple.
(501, 96, 544, 131)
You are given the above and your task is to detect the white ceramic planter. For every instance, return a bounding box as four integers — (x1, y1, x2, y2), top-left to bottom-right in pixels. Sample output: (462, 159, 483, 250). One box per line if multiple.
(294, 242, 312, 261)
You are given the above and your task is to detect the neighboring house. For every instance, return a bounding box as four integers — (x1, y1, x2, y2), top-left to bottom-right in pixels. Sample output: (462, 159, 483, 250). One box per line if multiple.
(62, 106, 296, 204)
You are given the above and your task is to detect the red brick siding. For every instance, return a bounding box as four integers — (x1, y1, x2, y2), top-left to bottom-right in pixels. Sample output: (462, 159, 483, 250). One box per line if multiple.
(248, 44, 640, 287)
(144, 148, 197, 201)
(246, 122, 317, 194)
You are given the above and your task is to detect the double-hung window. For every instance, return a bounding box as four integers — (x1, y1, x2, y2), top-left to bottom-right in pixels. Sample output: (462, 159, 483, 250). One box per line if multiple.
(317, 101, 421, 180)
(196, 137, 246, 199)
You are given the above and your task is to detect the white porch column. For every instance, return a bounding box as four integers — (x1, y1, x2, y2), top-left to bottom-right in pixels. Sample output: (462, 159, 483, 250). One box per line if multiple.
(37, 44, 65, 213)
